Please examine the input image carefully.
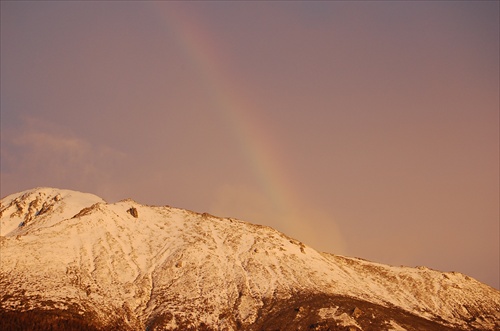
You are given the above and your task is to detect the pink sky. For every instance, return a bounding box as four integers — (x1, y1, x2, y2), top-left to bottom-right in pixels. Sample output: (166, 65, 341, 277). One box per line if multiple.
(1, 1, 498, 289)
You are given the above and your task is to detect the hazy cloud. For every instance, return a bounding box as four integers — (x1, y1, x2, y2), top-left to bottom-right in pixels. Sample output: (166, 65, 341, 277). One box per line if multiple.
(1, 117, 126, 197)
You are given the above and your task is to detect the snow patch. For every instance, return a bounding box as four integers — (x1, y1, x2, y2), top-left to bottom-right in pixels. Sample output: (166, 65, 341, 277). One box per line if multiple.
(318, 306, 338, 319)
(388, 320, 407, 330)
(334, 312, 361, 329)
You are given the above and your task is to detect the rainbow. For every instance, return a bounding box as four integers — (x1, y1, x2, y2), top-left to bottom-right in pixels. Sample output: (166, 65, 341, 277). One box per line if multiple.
(146, 3, 337, 249)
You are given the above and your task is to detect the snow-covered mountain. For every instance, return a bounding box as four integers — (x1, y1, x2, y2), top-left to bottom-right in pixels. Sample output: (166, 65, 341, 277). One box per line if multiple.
(1, 187, 499, 330)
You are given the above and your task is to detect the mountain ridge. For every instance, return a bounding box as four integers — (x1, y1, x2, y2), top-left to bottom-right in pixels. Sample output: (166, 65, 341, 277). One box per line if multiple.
(1, 187, 499, 330)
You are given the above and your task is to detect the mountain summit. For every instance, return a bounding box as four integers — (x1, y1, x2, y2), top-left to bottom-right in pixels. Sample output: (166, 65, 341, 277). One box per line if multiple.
(1, 187, 499, 330)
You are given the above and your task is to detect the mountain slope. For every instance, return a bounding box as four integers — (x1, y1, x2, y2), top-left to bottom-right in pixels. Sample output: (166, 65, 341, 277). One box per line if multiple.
(1, 187, 499, 330)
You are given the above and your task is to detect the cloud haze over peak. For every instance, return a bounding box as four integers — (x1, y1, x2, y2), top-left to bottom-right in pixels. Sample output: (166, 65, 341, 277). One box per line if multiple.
(1, 1, 498, 288)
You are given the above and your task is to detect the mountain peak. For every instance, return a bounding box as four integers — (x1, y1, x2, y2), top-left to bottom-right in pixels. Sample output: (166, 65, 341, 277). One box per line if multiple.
(0, 187, 105, 236)
(1, 188, 499, 330)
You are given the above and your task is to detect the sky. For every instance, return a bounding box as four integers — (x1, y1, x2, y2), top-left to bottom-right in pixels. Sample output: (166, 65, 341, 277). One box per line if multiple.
(1, 1, 498, 289)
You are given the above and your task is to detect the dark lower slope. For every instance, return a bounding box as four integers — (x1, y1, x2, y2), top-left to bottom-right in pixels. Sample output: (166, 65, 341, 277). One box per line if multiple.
(0, 299, 130, 331)
(145, 292, 474, 331)
(0, 291, 491, 331)
(254, 293, 458, 331)
(0, 309, 110, 331)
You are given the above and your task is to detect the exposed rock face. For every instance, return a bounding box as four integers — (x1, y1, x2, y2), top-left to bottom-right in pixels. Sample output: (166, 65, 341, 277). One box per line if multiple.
(127, 207, 139, 218)
(1, 188, 499, 331)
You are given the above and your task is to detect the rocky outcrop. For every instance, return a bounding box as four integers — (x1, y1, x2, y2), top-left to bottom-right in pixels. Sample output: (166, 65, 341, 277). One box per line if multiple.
(127, 207, 139, 218)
